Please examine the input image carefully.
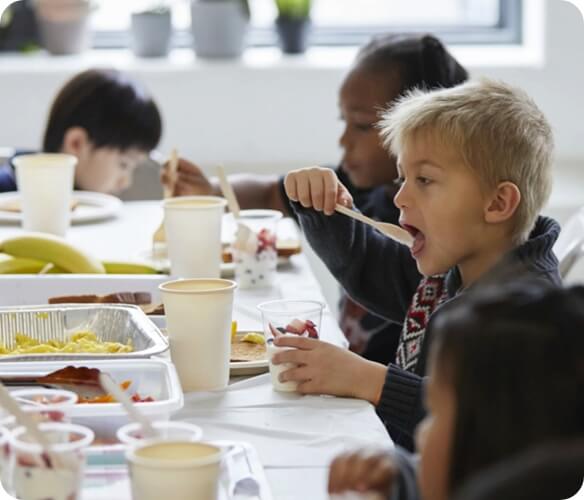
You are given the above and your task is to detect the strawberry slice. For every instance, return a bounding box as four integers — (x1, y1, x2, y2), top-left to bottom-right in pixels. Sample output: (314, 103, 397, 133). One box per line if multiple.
(305, 320, 319, 339)
(285, 319, 307, 334)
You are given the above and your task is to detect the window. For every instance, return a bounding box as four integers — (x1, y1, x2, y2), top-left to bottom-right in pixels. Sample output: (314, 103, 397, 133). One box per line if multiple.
(92, 0, 522, 48)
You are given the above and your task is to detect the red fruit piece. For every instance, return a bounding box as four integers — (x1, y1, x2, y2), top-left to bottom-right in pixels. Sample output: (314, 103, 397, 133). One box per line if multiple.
(285, 319, 306, 334)
(305, 320, 319, 339)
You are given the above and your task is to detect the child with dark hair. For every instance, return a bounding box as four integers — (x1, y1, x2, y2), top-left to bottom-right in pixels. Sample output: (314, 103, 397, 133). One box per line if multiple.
(0, 68, 162, 194)
(328, 284, 584, 500)
(162, 33, 468, 365)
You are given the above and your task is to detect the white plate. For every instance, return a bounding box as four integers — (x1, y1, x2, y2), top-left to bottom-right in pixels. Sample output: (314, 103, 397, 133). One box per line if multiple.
(0, 190, 123, 224)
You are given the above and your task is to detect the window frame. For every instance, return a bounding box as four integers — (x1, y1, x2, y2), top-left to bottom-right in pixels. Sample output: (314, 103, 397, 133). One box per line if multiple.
(93, 0, 522, 49)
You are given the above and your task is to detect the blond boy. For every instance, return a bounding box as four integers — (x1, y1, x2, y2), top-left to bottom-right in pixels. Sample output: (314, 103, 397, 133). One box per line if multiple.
(274, 79, 560, 449)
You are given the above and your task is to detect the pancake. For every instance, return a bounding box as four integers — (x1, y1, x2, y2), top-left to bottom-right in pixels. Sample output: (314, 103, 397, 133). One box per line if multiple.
(230, 339, 267, 362)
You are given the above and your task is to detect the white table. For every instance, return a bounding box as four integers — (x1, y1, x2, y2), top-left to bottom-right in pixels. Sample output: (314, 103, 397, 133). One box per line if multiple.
(0, 201, 393, 499)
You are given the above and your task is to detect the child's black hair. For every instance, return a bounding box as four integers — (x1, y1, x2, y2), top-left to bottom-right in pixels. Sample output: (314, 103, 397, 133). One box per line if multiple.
(355, 33, 469, 94)
(43, 68, 162, 153)
(429, 283, 584, 495)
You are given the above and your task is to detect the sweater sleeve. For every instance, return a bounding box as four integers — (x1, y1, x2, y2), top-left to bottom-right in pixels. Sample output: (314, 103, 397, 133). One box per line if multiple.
(292, 203, 422, 322)
(389, 447, 421, 500)
(377, 365, 427, 440)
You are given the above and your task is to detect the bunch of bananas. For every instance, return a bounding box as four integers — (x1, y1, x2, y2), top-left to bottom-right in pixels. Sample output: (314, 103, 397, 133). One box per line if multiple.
(0, 233, 159, 275)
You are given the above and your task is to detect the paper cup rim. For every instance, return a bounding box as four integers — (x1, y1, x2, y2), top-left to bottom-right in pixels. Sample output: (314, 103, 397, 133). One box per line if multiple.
(163, 196, 227, 210)
(127, 441, 223, 469)
(159, 278, 237, 295)
(12, 153, 78, 169)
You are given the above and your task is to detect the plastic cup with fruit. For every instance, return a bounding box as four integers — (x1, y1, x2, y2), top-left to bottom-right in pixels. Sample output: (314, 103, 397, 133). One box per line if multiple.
(257, 300, 324, 392)
(6, 389, 78, 427)
(8, 422, 94, 500)
(231, 210, 282, 289)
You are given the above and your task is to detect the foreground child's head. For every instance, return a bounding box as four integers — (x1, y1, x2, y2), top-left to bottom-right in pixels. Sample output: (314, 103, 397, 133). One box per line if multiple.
(378, 79, 554, 282)
(338, 34, 468, 189)
(416, 285, 584, 500)
(43, 69, 162, 194)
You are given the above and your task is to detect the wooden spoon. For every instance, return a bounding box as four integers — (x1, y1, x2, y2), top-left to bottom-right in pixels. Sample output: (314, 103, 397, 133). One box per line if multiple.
(152, 148, 179, 247)
(334, 204, 414, 247)
(99, 373, 158, 440)
(216, 164, 240, 218)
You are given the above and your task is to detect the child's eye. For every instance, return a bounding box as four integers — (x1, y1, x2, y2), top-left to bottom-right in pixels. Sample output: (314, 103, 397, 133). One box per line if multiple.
(354, 123, 373, 132)
(417, 176, 432, 186)
(393, 177, 405, 187)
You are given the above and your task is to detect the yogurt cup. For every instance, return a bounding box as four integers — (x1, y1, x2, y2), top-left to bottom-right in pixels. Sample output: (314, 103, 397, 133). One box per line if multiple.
(8, 422, 94, 500)
(127, 441, 223, 500)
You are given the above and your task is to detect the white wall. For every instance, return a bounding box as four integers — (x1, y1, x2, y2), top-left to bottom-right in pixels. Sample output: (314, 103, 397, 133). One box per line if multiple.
(1, 0, 583, 308)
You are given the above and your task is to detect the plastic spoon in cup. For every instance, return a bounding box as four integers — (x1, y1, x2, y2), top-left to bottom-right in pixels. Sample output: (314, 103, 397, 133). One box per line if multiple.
(0, 382, 63, 468)
(99, 373, 158, 440)
(152, 148, 179, 248)
(334, 204, 414, 248)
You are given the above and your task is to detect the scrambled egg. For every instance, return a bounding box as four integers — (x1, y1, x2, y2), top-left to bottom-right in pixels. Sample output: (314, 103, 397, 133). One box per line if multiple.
(0, 331, 133, 355)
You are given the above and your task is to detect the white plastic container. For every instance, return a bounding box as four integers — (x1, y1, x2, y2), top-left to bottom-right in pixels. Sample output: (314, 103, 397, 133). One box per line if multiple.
(0, 359, 183, 441)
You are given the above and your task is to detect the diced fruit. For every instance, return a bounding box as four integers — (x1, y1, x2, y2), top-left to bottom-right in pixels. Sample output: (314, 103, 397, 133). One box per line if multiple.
(286, 319, 306, 334)
(305, 320, 319, 339)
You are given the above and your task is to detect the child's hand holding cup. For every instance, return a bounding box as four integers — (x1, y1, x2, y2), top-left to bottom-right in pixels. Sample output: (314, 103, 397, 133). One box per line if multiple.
(257, 300, 324, 392)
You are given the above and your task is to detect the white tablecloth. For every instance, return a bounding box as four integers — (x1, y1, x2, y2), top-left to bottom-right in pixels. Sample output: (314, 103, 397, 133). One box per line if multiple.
(0, 201, 393, 499)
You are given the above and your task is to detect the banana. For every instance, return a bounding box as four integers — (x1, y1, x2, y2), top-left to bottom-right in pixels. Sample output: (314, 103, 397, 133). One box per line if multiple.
(102, 261, 159, 274)
(0, 253, 47, 274)
(0, 233, 105, 274)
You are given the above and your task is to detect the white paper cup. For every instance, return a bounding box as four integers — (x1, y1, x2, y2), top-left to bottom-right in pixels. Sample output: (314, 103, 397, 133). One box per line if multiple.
(160, 278, 237, 392)
(127, 441, 222, 500)
(163, 196, 227, 278)
(13, 153, 77, 236)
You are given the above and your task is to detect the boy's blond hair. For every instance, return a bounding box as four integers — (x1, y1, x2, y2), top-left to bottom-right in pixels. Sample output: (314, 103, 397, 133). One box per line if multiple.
(378, 79, 553, 243)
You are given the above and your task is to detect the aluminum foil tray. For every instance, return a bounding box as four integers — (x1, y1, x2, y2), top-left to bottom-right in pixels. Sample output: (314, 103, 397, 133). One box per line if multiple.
(0, 304, 168, 361)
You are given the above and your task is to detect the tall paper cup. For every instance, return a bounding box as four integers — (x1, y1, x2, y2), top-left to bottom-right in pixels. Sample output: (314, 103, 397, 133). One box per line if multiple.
(163, 196, 227, 278)
(160, 278, 237, 391)
(127, 441, 222, 500)
(13, 153, 77, 236)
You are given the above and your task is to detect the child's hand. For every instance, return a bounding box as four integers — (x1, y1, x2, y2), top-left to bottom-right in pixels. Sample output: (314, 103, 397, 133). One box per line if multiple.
(271, 336, 386, 403)
(161, 158, 216, 197)
(328, 448, 397, 496)
(284, 167, 353, 215)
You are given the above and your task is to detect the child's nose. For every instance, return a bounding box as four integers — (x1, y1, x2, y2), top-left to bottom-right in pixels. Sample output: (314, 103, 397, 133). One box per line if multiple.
(393, 183, 408, 209)
(338, 126, 351, 149)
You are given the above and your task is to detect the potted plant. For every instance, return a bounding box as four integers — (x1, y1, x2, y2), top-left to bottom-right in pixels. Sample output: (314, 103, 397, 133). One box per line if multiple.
(190, 0, 250, 59)
(33, 0, 95, 55)
(275, 0, 311, 54)
(131, 2, 172, 58)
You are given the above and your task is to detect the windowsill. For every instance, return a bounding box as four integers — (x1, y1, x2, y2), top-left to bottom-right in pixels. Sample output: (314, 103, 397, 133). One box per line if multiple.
(0, 39, 545, 74)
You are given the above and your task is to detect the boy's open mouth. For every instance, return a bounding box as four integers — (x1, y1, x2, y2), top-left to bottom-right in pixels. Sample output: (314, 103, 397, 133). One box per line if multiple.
(401, 223, 425, 257)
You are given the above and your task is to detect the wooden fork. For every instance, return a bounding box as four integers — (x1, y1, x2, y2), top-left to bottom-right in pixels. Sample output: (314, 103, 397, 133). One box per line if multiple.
(152, 149, 179, 249)
(334, 204, 414, 247)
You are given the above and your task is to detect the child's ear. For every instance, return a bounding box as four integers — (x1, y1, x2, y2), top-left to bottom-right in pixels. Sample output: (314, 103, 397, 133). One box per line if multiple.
(484, 181, 521, 224)
(61, 127, 90, 156)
